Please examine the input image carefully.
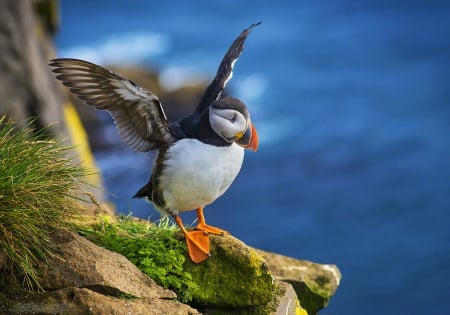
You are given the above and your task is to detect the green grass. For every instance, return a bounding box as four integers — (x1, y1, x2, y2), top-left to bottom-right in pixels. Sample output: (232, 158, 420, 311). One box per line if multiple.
(81, 215, 198, 303)
(0, 116, 89, 290)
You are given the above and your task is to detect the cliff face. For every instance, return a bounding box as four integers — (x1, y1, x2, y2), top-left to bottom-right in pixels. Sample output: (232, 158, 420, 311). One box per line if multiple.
(0, 0, 65, 135)
(0, 0, 103, 197)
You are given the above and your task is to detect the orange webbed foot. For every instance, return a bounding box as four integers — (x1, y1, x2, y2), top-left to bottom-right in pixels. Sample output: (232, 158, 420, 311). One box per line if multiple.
(195, 207, 229, 235)
(195, 222, 229, 235)
(173, 214, 211, 263)
(184, 230, 211, 263)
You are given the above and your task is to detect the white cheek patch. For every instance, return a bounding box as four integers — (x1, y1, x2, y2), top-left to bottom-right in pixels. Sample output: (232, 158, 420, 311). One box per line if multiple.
(210, 108, 247, 140)
(209, 112, 231, 138)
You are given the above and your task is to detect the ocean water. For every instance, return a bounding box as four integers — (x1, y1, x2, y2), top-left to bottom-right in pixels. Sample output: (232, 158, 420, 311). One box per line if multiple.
(55, 1, 450, 314)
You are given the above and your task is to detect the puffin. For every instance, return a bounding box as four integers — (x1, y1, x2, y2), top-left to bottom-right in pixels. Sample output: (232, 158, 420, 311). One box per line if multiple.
(50, 22, 260, 263)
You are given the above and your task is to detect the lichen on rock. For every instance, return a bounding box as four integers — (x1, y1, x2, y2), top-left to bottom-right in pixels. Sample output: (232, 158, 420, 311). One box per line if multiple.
(183, 234, 276, 309)
(255, 249, 341, 314)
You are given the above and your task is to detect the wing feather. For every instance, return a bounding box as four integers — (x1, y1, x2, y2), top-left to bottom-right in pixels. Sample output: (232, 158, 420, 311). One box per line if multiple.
(195, 22, 261, 114)
(50, 58, 175, 151)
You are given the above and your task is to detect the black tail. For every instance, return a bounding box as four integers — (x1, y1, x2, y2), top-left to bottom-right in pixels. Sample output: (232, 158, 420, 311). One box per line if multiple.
(133, 182, 152, 199)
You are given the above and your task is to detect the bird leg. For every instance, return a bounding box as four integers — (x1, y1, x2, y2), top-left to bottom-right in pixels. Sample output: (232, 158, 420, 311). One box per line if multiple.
(195, 207, 229, 235)
(173, 215, 210, 263)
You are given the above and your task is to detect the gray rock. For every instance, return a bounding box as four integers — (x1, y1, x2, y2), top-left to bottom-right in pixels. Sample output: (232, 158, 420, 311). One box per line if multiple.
(274, 281, 307, 315)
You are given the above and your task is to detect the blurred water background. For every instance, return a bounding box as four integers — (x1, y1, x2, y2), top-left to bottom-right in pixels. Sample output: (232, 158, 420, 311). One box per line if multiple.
(55, 1, 450, 314)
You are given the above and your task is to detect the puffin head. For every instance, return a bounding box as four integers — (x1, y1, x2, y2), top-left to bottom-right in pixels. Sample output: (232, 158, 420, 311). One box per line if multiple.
(209, 97, 258, 151)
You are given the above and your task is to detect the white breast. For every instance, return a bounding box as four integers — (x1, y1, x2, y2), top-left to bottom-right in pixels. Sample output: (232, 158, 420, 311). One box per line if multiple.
(158, 139, 244, 213)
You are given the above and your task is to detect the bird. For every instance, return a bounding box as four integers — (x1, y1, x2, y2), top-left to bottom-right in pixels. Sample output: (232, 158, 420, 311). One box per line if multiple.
(49, 22, 260, 263)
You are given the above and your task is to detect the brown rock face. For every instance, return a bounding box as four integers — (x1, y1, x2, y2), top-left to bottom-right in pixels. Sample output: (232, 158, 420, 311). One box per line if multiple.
(38, 229, 174, 299)
(22, 229, 199, 315)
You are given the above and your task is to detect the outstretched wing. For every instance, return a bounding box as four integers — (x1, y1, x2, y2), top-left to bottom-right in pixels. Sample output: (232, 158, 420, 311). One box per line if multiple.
(194, 22, 261, 115)
(49, 58, 175, 152)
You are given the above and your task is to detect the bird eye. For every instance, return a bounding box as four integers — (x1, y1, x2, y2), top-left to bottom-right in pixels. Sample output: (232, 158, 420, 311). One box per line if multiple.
(230, 113, 237, 123)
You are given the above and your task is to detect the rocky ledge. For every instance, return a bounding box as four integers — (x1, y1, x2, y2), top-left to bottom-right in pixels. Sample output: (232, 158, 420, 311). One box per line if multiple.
(3, 227, 340, 315)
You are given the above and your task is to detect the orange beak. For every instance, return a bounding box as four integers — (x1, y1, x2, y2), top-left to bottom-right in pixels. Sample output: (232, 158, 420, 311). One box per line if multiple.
(236, 122, 258, 152)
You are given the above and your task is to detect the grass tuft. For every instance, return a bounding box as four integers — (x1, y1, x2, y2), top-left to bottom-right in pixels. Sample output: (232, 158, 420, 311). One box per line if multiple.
(0, 116, 90, 290)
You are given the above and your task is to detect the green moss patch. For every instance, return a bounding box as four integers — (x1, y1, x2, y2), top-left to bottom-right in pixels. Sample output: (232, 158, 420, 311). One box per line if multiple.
(80, 216, 198, 303)
(184, 234, 276, 309)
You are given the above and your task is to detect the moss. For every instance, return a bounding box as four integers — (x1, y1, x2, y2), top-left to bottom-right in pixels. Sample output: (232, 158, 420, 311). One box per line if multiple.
(80, 216, 198, 303)
(289, 281, 329, 315)
(264, 281, 308, 315)
(79, 218, 278, 309)
(183, 234, 275, 308)
(286, 271, 335, 314)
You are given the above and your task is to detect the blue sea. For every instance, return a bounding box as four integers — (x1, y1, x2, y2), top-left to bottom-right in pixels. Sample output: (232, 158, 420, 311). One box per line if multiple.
(55, 1, 450, 314)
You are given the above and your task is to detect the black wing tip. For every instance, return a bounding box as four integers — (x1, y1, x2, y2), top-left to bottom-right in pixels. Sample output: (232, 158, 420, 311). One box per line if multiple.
(244, 22, 262, 34)
(235, 22, 261, 48)
(248, 21, 262, 29)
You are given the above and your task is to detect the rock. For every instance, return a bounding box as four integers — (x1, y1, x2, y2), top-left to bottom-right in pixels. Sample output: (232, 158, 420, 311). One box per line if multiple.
(8, 287, 199, 315)
(180, 235, 311, 315)
(1, 218, 341, 315)
(37, 229, 171, 299)
(183, 234, 276, 309)
(4, 229, 199, 314)
(196, 281, 305, 315)
(0, 0, 104, 201)
(182, 234, 335, 314)
(0, 0, 66, 136)
(274, 281, 308, 315)
(1, 225, 341, 315)
(255, 250, 341, 315)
